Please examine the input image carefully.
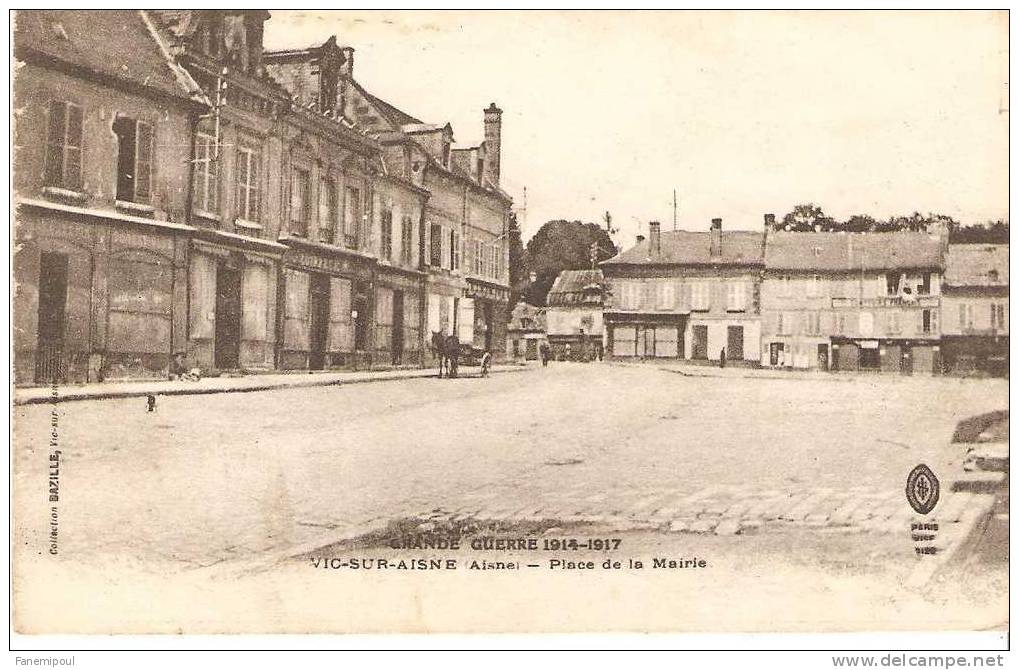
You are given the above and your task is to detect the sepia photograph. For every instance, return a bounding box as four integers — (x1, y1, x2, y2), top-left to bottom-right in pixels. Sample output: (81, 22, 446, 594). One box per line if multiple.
(8, 7, 1010, 652)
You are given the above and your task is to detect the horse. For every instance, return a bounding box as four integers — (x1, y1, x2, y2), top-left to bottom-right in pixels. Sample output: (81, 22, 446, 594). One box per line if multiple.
(430, 331, 461, 378)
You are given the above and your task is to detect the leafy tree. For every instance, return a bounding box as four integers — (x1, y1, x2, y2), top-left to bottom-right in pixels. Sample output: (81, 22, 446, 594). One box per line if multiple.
(523, 220, 616, 306)
(842, 214, 877, 233)
(506, 212, 527, 311)
(950, 219, 1009, 243)
(778, 203, 836, 232)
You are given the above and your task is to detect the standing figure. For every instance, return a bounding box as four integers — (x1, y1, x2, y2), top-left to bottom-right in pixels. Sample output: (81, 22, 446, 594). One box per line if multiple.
(540, 342, 550, 367)
(720, 347, 727, 368)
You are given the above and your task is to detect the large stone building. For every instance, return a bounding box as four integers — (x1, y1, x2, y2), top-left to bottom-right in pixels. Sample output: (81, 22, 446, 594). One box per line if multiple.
(761, 229, 945, 373)
(940, 243, 1009, 375)
(13, 10, 209, 384)
(601, 220, 765, 364)
(326, 52, 513, 360)
(13, 10, 513, 386)
(263, 37, 429, 369)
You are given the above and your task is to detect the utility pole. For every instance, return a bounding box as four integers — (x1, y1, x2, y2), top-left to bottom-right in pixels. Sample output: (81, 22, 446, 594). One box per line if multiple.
(673, 189, 678, 231)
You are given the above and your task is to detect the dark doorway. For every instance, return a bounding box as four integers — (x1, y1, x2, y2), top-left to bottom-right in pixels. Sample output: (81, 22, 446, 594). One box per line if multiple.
(859, 347, 880, 370)
(392, 290, 404, 365)
(35, 252, 69, 383)
(817, 343, 829, 371)
(308, 273, 330, 370)
(483, 301, 493, 351)
(214, 262, 242, 369)
(727, 325, 744, 360)
(692, 325, 708, 360)
(900, 346, 913, 376)
(769, 342, 784, 367)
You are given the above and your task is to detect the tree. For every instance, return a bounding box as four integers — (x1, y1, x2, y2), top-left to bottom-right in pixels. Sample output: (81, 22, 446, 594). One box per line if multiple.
(950, 219, 1009, 243)
(842, 214, 877, 233)
(506, 212, 527, 311)
(523, 220, 616, 306)
(778, 203, 835, 232)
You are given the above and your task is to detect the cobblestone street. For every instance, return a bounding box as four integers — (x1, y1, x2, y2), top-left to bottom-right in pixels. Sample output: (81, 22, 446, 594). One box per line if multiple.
(14, 363, 1007, 568)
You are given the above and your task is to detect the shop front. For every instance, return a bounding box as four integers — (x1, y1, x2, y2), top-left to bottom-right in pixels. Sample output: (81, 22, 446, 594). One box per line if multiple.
(14, 203, 190, 384)
(277, 241, 375, 371)
(830, 337, 939, 374)
(466, 278, 510, 359)
(605, 312, 688, 359)
(375, 266, 426, 367)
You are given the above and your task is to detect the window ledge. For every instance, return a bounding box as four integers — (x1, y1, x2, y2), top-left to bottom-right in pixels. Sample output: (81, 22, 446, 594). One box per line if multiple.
(43, 186, 87, 204)
(193, 209, 221, 224)
(235, 218, 263, 231)
(115, 200, 155, 216)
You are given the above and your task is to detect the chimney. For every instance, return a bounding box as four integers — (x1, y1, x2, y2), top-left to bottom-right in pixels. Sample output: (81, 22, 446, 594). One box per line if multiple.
(764, 213, 776, 229)
(483, 103, 502, 186)
(339, 46, 355, 78)
(648, 221, 661, 256)
(710, 218, 722, 257)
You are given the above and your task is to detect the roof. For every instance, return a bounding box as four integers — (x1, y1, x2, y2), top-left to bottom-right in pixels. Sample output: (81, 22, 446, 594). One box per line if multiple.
(547, 270, 605, 307)
(363, 89, 422, 127)
(14, 10, 207, 105)
(603, 230, 765, 267)
(945, 244, 1009, 286)
(508, 303, 546, 331)
(764, 231, 943, 271)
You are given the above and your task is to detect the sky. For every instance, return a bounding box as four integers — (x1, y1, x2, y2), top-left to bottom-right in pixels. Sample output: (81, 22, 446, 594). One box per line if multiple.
(264, 10, 1009, 246)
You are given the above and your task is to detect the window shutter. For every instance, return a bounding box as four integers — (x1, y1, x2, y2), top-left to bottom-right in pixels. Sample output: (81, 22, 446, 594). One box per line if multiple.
(64, 103, 83, 189)
(45, 101, 66, 186)
(134, 121, 153, 201)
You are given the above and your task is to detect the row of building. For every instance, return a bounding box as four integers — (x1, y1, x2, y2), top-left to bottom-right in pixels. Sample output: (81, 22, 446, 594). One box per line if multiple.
(13, 10, 513, 386)
(510, 221, 1008, 375)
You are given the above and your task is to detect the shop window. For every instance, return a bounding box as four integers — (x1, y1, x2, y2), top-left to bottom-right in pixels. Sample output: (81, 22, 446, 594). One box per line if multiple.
(113, 116, 153, 203)
(44, 100, 83, 191)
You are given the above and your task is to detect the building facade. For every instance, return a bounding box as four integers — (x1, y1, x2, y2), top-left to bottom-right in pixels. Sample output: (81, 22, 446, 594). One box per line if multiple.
(601, 220, 765, 364)
(13, 10, 209, 384)
(545, 269, 605, 360)
(506, 302, 547, 361)
(941, 244, 1009, 376)
(330, 57, 513, 360)
(761, 230, 944, 374)
(264, 37, 428, 369)
(154, 10, 291, 373)
(13, 10, 513, 385)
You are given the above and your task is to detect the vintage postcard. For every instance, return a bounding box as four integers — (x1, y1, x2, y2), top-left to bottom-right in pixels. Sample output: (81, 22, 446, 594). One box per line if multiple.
(10, 9, 1009, 640)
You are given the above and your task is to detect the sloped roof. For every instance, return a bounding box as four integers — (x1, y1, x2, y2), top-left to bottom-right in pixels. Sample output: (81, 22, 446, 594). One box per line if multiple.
(363, 89, 422, 127)
(765, 231, 943, 271)
(603, 230, 765, 267)
(14, 10, 207, 104)
(945, 244, 1009, 286)
(547, 270, 605, 307)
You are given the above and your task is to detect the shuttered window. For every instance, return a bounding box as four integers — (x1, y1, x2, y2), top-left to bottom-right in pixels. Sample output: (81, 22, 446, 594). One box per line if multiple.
(45, 100, 83, 191)
(113, 116, 153, 203)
